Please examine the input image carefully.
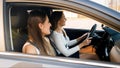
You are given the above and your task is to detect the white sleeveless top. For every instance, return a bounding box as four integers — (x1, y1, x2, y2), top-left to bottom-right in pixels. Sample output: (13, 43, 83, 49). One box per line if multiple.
(22, 42, 40, 55)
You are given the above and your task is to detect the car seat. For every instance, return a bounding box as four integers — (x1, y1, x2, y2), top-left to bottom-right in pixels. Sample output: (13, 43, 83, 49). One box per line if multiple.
(11, 7, 28, 52)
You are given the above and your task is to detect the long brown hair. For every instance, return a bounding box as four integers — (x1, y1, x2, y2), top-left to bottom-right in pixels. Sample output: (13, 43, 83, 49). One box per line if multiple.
(27, 10, 55, 56)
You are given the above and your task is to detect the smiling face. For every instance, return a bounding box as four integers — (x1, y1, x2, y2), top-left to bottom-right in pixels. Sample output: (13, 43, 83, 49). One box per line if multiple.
(58, 13, 66, 27)
(39, 16, 51, 36)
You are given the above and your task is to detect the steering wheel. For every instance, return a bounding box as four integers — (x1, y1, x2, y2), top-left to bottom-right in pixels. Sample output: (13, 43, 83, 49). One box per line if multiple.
(80, 24, 97, 49)
(80, 24, 97, 43)
(88, 24, 97, 37)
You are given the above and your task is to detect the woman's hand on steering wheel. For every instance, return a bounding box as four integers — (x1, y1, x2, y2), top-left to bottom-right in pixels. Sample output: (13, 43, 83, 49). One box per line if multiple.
(79, 37, 92, 49)
(77, 33, 88, 42)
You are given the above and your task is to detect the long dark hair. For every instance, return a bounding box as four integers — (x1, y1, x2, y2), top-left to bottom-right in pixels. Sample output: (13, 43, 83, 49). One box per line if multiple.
(50, 11, 63, 30)
(27, 10, 47, 55)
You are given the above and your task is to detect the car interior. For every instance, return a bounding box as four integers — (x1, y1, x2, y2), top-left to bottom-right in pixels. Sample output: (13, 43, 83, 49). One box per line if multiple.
(11, 7, 28, 52)
(11, 6, 52, 52)
(10, 5, 120, 63)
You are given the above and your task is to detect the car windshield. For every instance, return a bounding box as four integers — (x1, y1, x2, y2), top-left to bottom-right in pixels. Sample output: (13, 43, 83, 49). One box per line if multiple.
(90, 0, 120, 12)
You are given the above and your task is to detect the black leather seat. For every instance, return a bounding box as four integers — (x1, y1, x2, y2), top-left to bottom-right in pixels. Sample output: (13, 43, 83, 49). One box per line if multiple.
(11, 8, 28, 52)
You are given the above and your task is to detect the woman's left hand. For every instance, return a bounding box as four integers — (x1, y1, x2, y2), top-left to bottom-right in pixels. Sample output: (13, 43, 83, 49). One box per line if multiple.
(79, 37, 92, 49)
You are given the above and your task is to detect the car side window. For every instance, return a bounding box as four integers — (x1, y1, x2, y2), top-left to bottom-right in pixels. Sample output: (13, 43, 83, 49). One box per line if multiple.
(60, 10, 103, 30)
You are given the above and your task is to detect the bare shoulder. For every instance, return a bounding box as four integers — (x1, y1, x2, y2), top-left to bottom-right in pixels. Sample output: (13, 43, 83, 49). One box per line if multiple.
(22, 43, 38, 55)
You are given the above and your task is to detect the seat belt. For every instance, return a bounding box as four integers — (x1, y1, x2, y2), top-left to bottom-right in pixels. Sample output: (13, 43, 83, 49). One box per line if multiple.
(48, 37, 59, 56)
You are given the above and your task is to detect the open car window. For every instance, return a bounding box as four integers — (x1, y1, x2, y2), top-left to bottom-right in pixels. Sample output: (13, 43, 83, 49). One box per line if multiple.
(10, 6, 119, 63)
(58, 10, 103, 30)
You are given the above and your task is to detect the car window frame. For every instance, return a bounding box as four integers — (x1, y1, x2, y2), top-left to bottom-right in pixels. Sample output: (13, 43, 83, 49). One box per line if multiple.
(6, 1, 120, 51)
(3, 1, 120, 67)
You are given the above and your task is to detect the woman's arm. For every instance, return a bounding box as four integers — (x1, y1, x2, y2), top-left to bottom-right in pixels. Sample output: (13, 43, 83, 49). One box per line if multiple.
(67, 39, 78, 46)
(76, 33, 88, 42)
(63, 29, 78, 46)
(66, 33, 87, 46)
(63, 29, 88, 46)
(52, 34, 79, 57)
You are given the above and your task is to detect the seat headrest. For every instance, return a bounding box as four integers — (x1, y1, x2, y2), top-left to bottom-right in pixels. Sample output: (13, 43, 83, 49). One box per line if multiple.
(11, 8, 28, 29)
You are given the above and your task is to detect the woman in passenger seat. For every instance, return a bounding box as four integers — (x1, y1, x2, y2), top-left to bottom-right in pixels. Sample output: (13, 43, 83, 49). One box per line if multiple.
(22, 10, 56, 56)
(49, 11, 98, 59)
